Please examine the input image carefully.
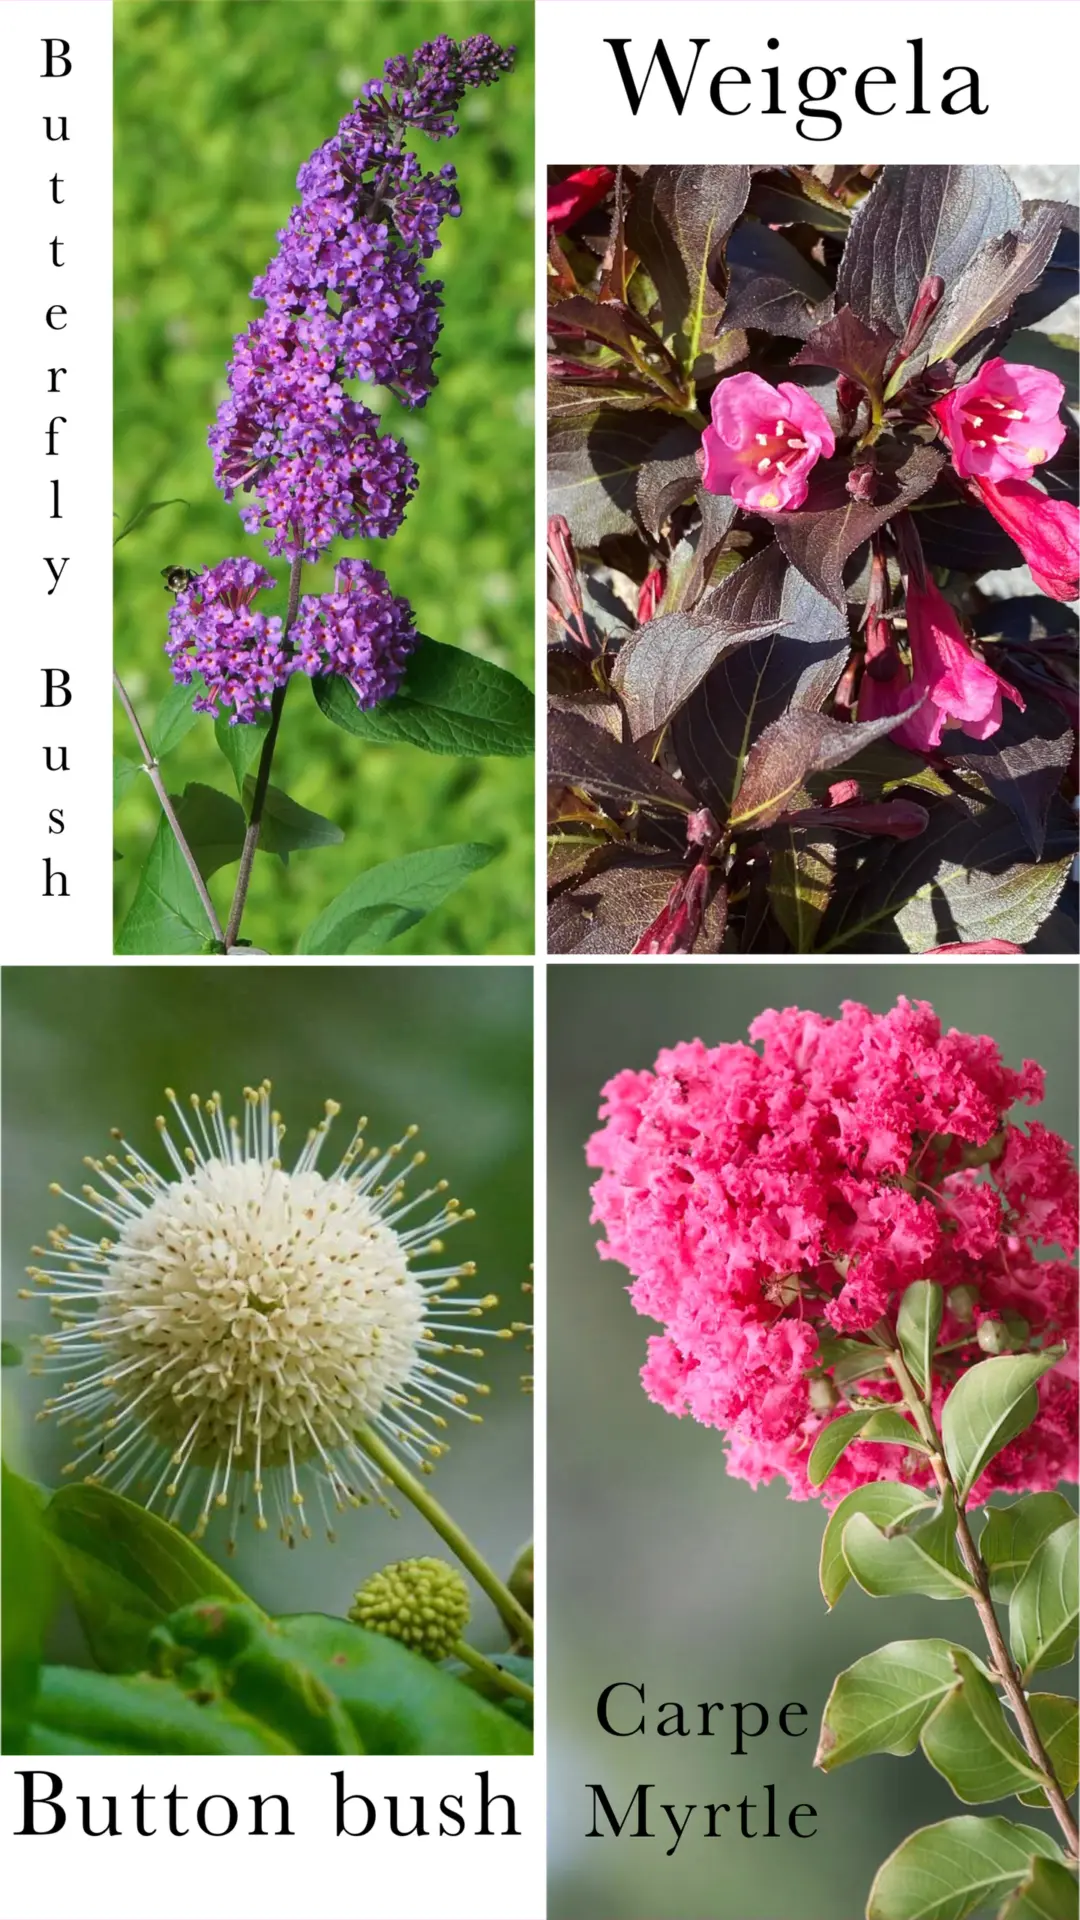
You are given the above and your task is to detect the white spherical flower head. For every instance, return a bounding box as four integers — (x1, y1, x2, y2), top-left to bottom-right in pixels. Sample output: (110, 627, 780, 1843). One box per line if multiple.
(27, 1083, 500, 1547)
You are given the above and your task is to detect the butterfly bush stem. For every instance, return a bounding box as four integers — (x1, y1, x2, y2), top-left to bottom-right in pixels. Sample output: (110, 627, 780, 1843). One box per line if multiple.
(113, 669, 225, 946)
(223, 553, 305, 950)
(883, 1340, 1080, 1857)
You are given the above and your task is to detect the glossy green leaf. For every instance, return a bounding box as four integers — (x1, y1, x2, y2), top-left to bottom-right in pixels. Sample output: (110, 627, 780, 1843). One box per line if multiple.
(897, 1282, 943, 1399)
(941, 1351, 1066, 1506)
(313, 640, 534, 758)
(240, 780, 343, 865)
(114, 754, 141, 806)
(980, 1494, 1077, 1601)
(215, 713, 270, 792)
(443, 1651, 534, 1726)
(46, 1483, 254, 1674)
(997, 1855, 1080, 1920)
(150, 1601, 362, 1755)
(842, 1498, 977, 1601)
(1017, 1695, 1080, 1808)
(816, 1640, 970, 1771)
(1009, 1519, 1079, 1681)
(147, 677, 202, 759)
(867, 1816, 1063, 1920)
(2, 1466, 52, 1751)
(297, 843, 496, 956)
(815, 1337, 893, 1389)
(172, 782, 246, 878)
(808, 1407, 926, 1488)
(819, 1484, 935, 1609)
(114, 811, 216, 954)
(27, 1665, 295, 1756)
(920, 1648, 1047, 1803)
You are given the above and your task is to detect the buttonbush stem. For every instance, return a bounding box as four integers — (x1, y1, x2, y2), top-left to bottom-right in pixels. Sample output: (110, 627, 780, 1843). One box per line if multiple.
(455, 1639, 534, 1705)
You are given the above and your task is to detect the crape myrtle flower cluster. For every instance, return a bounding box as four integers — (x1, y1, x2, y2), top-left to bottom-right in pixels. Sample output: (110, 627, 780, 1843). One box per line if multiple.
(169, 35, 513, 723)
(588, 1000, 1078, 1505)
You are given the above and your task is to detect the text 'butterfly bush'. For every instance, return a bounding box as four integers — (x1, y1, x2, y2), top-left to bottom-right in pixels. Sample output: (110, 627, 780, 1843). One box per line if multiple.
(168, 34, 514, 723)
(588, 1000, 1077, 1505)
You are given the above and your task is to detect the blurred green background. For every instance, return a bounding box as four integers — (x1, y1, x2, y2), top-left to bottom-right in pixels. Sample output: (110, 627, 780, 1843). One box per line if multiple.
(3, 964, 532, 1653)
(113, 0, 535, 955)
(547, 963, 1077, 1920)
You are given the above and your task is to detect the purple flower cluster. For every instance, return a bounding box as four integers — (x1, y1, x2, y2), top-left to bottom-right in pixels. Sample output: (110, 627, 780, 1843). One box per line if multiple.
(293, 558, 418, 708)
(209, 33, 515, 562)
(165, 560, 287, 724)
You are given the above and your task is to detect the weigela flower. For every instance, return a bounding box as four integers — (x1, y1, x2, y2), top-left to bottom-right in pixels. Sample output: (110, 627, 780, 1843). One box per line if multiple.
(27, 1084, 499, 1547)
(547, 166, 616, 232)
(934, 358, 1066, 484)
(292, 557, 418, 709)
(700, 372, 835, 512)
(587, 1000, 1077, 1504)
(970, 475, 1080, 603)
(165, 558, 288, 724)
(893, 575, 1024, 750)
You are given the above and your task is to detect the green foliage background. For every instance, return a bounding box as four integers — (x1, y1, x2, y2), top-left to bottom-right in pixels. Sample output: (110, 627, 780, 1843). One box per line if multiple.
(113, 0, 535, 954)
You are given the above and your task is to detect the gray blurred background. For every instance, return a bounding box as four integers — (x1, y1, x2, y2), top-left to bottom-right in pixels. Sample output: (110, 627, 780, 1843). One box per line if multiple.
(548, 963, 1077, 1920)
(2, 964, 532, 1653)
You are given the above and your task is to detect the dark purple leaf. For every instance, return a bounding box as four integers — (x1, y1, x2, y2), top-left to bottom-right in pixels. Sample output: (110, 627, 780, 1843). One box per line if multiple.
(662, 491, 740, 614)
(765, 443, 944, 608)
(731, 706, 923, 829)
(549, 410, 698, 547)
(791, 305, 897, 403)
(897, 201, 1065, 386)
(548, 852, 684, 954)
(548, 704, 691, 811)
(721, 224, 833, 340)
(836, 165, 1021, 342)
(912, 486, 1026, 573)
(549, 295, 684, 386)
(952, 689, 1074, 858)
(746, 174, 851, 235)
(625, 164, 751, 358)
(1010, 208, 1078, 331)
(634, 424, 708, 539)
(777, 799, 930, 839)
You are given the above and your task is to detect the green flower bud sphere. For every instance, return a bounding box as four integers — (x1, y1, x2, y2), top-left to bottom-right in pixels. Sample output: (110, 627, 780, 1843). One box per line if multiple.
(350, 1557, 470, 1661)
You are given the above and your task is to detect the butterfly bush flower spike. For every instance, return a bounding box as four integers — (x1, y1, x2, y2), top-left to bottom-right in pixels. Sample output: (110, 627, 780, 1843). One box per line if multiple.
(165, 559, 288, 724)
(700, 372, 835, 511)
(26, 1083, 503, 1548)
(588, 1000, 1077, 1505)
(293, 559, 418, 709)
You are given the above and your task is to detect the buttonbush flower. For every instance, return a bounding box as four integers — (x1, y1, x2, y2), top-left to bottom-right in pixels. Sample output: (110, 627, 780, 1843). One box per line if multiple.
(165, 559, 288, 724)
(971, 475, 1080, 603)
(26, 1084, 502, 1547)
(292, 558, 418, 710)
(934, 358, 1066, 483)
(700, 372, 835, 511)
(350, 1556, 471, 1660)
(588, 1000, 1077, 1504)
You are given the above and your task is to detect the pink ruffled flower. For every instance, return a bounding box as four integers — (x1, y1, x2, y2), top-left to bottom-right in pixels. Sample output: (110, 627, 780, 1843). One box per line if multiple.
(971, 475, 1080, 603)
(934, 358, 1066, 484)
(588, 999, 1075, 1504)
(700, 372, 834, 512)
(547, 166, 615, 232)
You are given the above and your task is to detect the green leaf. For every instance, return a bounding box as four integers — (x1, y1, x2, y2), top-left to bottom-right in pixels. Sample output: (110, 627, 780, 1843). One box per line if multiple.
(46, 1483, 255, 1674)
(215, 713, 270, 792)
(313, 639, 534, 758)
(808, 1407, 927, 1488)
(1, 1340, 22, 1368)
(113, 497, 187, 547)
(2, 1465, 52, 1751)
(147, 677, 202, 759)
(897, 1282, 943, 1399)
(867, 1816, 1063, 1920)
(941, 1351, 1065, 1506)
(1009, 1519, 1079, 1681)
(1017, 1695, 1080, 1807)
(819, 1484, 935, 1609)
(980, 1494, 1077, 1601)
(114, 811, 216, 954)
(27, 1665, 295, 1755)
(298, 843, 496, 956)
(114, 754, 141, 806)
(816, 1337, 893, 1389)
(816, 1639, 973, 1771)
(240, 779, 343, 865)
(920, 1648, 1047, 1803)
(171, 782, 246, 879)
(997, 1856, 1080, 1920)
(842, 1497, 977, 1601)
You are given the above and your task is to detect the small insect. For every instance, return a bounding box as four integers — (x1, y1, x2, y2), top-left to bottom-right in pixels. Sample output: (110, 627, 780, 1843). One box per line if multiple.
(161, 565, 199, 595)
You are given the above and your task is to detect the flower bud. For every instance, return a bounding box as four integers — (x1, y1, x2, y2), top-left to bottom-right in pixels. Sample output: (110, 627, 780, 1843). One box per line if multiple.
(350, 1557, 470, 1661)
(948, 1284, 979, 1325)
(976, 1318, 1010, 1355)
(809, 1375, 840, 1414)
(846, 460, 879, 503)
(1002, 1311, 1031, 1350)
(507, 1542, 534, 1618)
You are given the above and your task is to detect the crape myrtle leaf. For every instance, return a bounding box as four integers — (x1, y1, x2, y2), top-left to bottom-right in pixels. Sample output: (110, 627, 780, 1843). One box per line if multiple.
(815, 1640, 981, 1771)
(819, 796, 1075, 953)
(215, 713, 270, 793)
(1016, 1695, 1080, 1808)
(866, 1817, 1064, 1920)
(769, 830, 836, 952)
(895, 201, 1065, 388)
(730, 706, 924, 831)
(980, 1493, 1077, 1602)
(953, 690, 1073, 860)
(791, 305, 897, 404)
(1002, 330, 1079, 410)
(114, 810, 217, 955)
(746, 173, 851, 234)
(1009, 1518, 1079, 1680)
(240, 780, 343, 866)
(920, 1648, 1047, 1803)
(997, 1855, 1080, 1920)
(941, 1350, 1066, 1506)
(172, 782, 246, 879)
(28, 1666, 296, 1756)
(548, 852, 683, 954)
(297, 844, 495, 957)
(808, 1408, 928, 1487)
(549, 705, 692, 811)
(720, 224, 833, 341)
(816, 1337, 893, 1389)
(1011, 209, 1079, 333)
(763, 444, 944, 608)
(837, 165, 1021, 341)
(549, 409, 700, 547)
(624, 164, 751, 361)
(46, 1482, 254, 1674)
(147, 676, 203, 759)
(673, 631, 850, 822)
(819, 1486, 935, 1610)
(631, 420, 707, 540)
(313, 640, 534, 759)
(613, 544, 790, 738)
(842, 1496, 977, 1601)
(897, 1281, 944, 1399)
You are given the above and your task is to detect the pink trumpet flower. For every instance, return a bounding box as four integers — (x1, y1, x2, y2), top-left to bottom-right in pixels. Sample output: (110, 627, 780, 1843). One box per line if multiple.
(934, 358, 1066, 484)
(700, 372, 834, 512)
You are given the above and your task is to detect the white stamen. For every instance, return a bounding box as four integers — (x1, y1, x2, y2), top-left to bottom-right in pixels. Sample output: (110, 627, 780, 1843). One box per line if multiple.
(755, 433, 770, 446)
(757, 457, 772, 473)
